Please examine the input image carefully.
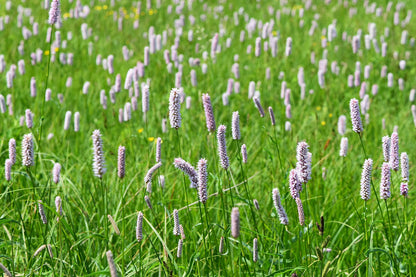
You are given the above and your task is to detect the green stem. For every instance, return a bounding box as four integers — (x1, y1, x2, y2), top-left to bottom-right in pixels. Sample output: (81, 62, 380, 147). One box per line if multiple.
(273, 125, 284, 173)
(365, 201, 371, 277)
(236, 239, 252, 276)
(358, 134, 367, 158)
(384, 199, 400, 275)
(364, 201, 368, 244)
(121, 178, 125, 276)
(404, 197, 408, 234)
(38, 25, 55, 151)
(225, 169, 235, 208)
(203, 204, 215, 272)
(235, 140, 262, 245)
(197, 200, 210, 272)
(59, 219, 63, 276)
(101, 178, 108, 246)
(10, 184, 16, 276)
(148, 235, 167, 276)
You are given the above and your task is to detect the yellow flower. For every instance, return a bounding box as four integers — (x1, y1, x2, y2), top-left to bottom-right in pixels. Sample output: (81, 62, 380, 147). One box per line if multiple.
(44, 50, 50, 56)
(272, 31, 277, 36)
(134, 14, 139, 19)
(63, 12, 70, 19)
(103, 5, 108, 10)
(148, 137, 154, 142)
(316, 106, 321, 111)
(55, 47, 59, 52)
(149, 10, 154, 15)
(95, 6, 102, 11)
(321, 121, 326, 126)
(125, 15, 130, 19)
(329, 113, 333, 118)
(321, 36, 326, 40)
(138, 128, 144, 133)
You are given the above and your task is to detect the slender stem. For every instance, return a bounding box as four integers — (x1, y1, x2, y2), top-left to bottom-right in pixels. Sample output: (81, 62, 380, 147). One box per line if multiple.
(297, 226, 303, 270)
(281, 227, 285, 268)
(384, 199, 400, 275)
(38, 25, 55, 150)
(218, 183, 228, 232)
(197, 200, 210, 272)
(235, 140, 262, 245)
(364, 200, 371, 277)
(26, 167, 36, 259)
(120, 178, 125, 276)
(384, 199, 392, 240)
(304, 184, 313, 254)
(364, 201, 368, 243)
(391, 173, 402, 230)
(269, 219, 281, 274)
(101, 178, 108, 246)
(273, 125, 284, 173)
(9, 184, 16, 276)
(148, 236, 167, 276)
(358, 134, 367, 158)
(225, 169, 235, 207)
(203, 204, 215, 271)
(59, 218, 63, 276)
(236, 239, 252, 276)
(230, 238, 235, 275)
(404, 197, 408, 234)
(139, 245, 142, 277)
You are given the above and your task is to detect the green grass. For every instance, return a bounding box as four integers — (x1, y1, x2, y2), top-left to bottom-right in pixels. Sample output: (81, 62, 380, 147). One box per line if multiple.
(1, 0, 416, 276)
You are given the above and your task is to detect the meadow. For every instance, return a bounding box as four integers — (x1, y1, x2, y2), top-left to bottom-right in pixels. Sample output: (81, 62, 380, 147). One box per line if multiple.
(1, 0, 416, 276)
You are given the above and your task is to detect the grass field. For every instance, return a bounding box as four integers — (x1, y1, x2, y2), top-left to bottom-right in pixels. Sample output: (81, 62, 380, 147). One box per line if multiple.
(1, 0, 416, 276)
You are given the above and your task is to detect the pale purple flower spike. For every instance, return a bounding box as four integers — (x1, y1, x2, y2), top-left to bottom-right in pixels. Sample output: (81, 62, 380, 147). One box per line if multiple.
(48, 0, 61, 25)
(360, 159, 373, 201)
(389, 132, 399, 171)
(169, 88, 182, 129)
(349, 98, 363, 133)
(289, 169, 300, 199)
(382, 136, 390, 162)
(217, 125, 230, 170)
(296, 141, 310, 184)
(380, 162, 391, 199)
(92, 130, 106, 178)
(401, 152, 409, 181)
(173, 158, 198, 188)
(272, 188, 289, 225)
(202, 93, 216, 132)
(231, 207, 240, 238)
